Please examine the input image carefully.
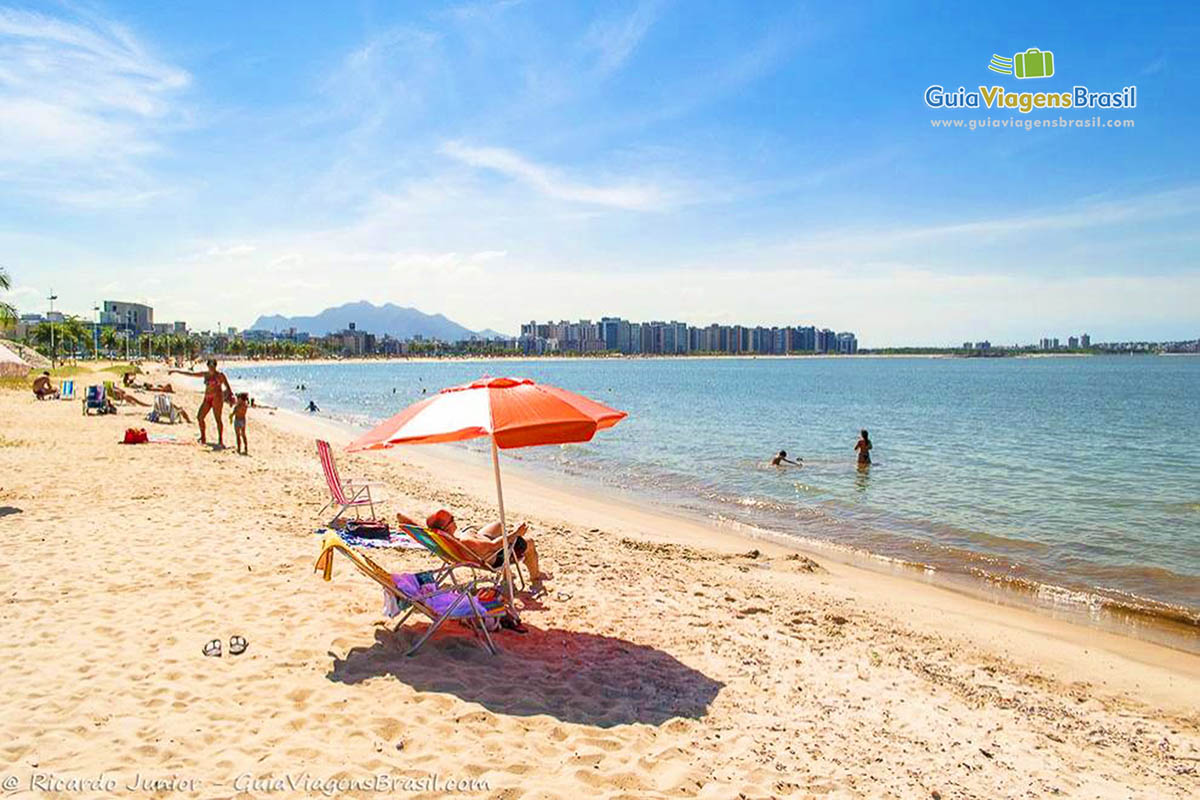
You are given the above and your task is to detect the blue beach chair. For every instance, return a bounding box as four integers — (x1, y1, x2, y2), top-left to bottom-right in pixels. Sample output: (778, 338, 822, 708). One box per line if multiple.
(59, 380, 75, 400)
(82, 385, 110, 415)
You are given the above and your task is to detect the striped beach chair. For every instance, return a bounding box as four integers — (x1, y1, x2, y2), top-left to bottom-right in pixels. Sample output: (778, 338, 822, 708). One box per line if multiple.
(82, 385, 108, 415)
(59, 380, 75, 400)
(147, 394, 181, 424)
(315, 440, 383, 525)
(396, 522, 527, 592)
(314, 531, 506, 656)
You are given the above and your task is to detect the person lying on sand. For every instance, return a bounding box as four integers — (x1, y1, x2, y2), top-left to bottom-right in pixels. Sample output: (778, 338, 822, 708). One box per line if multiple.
(141, 382, 174, 393)
(770, 450, 801, 466)
(398, 509, 552, 594)
(107, 385, 150, 407)
(32, 372, 59, 400)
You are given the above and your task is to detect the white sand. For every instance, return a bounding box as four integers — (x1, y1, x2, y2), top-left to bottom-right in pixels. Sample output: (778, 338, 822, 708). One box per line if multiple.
(0, 373, 1196, 799)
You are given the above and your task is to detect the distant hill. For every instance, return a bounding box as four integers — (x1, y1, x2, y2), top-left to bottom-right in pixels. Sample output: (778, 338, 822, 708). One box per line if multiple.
(249, 301, 508, 340)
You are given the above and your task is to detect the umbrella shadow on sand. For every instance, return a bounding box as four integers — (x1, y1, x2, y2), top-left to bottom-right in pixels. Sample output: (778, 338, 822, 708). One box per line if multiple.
(327, 624, 724, 727)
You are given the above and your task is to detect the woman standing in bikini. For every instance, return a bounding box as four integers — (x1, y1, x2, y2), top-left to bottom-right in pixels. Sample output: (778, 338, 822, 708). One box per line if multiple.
(170, 358, 234, 447)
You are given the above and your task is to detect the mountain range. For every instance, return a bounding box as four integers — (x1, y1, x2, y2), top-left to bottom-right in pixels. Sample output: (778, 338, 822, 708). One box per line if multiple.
(249, 301, 508, 340)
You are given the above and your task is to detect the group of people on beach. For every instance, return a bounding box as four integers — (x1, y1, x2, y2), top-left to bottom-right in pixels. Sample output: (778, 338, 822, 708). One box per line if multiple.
(770, 430, 873, 469)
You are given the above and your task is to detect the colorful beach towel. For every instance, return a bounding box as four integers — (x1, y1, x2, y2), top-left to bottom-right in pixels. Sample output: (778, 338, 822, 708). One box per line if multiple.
(312, 527, 423, 551)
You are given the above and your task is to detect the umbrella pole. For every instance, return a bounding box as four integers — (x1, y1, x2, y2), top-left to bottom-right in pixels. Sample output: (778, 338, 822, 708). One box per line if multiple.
(490, 438, 517, 612)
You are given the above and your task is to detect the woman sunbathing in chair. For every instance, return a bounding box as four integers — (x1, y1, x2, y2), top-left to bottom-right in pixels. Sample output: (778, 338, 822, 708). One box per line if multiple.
(397, 509, 552, 594)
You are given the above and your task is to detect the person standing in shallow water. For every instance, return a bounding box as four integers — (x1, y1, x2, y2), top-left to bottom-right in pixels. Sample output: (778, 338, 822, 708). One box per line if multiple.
(854, 429, 872, 466)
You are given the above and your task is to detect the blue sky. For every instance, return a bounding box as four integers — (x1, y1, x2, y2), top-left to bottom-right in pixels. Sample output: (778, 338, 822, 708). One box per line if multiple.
(1, 0, 1197, 345)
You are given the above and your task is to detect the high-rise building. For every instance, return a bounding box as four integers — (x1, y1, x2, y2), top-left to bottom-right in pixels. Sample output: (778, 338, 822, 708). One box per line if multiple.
(101, 300, 154, 333)
(517, 317, 857, 357)
(1080, 333, 1091, 348)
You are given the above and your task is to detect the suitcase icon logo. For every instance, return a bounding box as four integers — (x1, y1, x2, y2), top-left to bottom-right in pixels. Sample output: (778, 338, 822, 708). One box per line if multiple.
(988, 48, 1055, 79)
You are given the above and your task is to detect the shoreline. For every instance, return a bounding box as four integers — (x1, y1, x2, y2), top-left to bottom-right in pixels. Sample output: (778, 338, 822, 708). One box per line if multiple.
(217, 352, 961, 369)
(260, 393, 1200, 655)
(264, 403, 1200, 689)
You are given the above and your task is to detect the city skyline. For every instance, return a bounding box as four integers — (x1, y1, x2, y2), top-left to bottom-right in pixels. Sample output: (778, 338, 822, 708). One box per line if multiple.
(2, 1, 1198, 345)
(19, 297, 1194, 356)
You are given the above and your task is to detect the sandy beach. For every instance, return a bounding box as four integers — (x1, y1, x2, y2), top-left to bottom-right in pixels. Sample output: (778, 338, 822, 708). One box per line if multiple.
(0, 370, 1197, 799)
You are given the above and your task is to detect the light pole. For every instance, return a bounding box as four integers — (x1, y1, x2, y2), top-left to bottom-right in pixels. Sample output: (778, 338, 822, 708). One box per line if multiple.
(92, 304, 99, 360)
(48, 290, 58, 368)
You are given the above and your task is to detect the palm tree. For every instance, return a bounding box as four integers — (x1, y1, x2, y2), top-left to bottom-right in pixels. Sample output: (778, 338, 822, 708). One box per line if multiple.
(100, 326, 119, 357)
(59, 316, 89, 362)
(0, 266, 15, 329)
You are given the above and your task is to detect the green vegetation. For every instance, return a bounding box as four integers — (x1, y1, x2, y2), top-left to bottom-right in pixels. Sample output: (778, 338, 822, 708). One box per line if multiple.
(0, 266, 14, 328)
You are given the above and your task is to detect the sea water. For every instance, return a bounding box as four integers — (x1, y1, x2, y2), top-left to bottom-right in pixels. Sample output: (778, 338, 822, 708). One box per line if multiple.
(227, 356, 1200, 641)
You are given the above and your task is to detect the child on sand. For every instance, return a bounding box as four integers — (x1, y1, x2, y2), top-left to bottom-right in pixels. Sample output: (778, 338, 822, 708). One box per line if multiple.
(230, 392, 250, 455)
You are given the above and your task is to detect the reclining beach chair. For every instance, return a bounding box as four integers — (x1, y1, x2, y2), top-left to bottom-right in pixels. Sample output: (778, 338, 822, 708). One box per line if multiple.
(316, 439, 383, 525)
(59, 380, 75, 401)
(314, 531, 506, 656)
(146, 394, 181, 424)
(396, 522, 527, 592)
(82, 385, 108, 415)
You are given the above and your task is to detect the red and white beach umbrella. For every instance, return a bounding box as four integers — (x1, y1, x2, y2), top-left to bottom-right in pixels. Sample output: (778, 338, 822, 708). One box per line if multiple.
(347, 377, 627, 603)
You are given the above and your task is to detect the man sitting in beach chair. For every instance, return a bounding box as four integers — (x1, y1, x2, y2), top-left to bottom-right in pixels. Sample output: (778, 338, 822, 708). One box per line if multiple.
(396, 509, 552, 595)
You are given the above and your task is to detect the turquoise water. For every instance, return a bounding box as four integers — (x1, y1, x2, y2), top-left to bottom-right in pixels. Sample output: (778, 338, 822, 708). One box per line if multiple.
(228, 356, 1200, 629)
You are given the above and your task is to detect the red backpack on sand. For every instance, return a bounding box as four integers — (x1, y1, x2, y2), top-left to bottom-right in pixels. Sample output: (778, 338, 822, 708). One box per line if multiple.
(122, 428, 149, 445)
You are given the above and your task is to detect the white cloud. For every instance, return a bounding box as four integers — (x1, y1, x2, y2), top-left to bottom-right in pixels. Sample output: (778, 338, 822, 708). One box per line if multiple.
(0, 6, 189, 205)
(582, 1, 661, 77)
(440, 140, 669, 210)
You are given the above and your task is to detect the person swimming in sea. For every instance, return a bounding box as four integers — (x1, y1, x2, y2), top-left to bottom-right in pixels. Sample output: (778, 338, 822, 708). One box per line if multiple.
(854, 429, 872, 466)
(307, 400, 320, 413)
(770, 450, 801, 466)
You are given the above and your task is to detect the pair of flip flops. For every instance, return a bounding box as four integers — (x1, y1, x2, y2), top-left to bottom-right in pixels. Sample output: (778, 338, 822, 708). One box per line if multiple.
(202, 636, 248, 657)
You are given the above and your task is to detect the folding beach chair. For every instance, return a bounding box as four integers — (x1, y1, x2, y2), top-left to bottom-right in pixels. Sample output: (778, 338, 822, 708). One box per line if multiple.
(396, 522, 528, 592)
(315, 440, 383, 525)
(146, 394, 181, 424)
(82, 385, 109, 415)
(314, 531, 506, 656)
(59, 380, 75, 400)
(103, 380, 124, 405)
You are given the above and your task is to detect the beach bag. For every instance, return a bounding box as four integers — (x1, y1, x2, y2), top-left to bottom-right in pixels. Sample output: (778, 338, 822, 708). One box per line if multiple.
(344, 519, 390, 539)
(122, 428, 149, 445)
